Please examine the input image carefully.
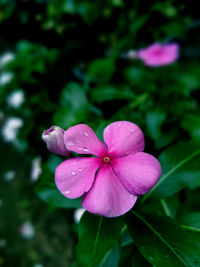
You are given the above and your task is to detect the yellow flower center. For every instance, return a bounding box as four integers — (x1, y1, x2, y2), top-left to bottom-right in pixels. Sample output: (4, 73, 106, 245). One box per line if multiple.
(103, 156, 110, 163)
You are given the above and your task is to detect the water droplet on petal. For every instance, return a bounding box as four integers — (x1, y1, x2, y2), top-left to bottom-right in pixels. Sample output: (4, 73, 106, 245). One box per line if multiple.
(84, 132, 88, 137)
(77, 147, 89, 152)
(78, 168, 82, 172)
(76, 139, 82, 144)
(72, 171, 76, 176)
(67, 141, 74, 146)
(65, 190, 70, 194)
(130, 129, 135, 133)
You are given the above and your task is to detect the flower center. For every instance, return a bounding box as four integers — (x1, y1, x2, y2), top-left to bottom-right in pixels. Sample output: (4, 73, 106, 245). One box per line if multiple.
(153, 49, 163, 56)
(103, 156, 110, 163)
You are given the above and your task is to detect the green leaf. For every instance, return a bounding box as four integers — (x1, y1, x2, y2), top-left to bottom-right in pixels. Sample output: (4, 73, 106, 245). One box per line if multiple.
(160, 195, 180, 219)
(53, 105, 86, 129)
(36, 163, 82, 209)
(179, 212, 200, 231)
(53, 82, 88, 128)
(60, 82, 88, 109)
(130, 15, 148, 35)
(98, 245, 120, 267)
(145, 108, 166, 140)
(36, 182, 82, 209)
(91, 86, 135, 103)
(142, 141, 200, 201)
(121, 228, 133, 247)
(127, 211, 200, 267)
(110, 0, 124, 7)
(87, 59, 115, 86)
(76, 212, 123, 267)
(119, 243, 151, 267)
(181, 113, 200, 140)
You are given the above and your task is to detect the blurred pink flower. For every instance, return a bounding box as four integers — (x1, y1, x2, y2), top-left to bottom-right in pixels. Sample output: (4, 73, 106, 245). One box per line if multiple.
(138, 43, 179, 66)
(55, 121, 161, 217)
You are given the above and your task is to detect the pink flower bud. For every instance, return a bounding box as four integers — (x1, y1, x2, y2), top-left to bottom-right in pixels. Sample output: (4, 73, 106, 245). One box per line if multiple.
(42, 126, 70, 156)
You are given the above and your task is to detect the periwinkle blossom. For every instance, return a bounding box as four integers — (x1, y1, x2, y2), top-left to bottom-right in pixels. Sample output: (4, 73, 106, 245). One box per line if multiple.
(137, 43, 179, 66)
(1, 117, 23, 142)
(20, 221, 35, 239)
(7, 90, 24, 108)
(74, 208, 86, 224)
(30, 157, 42, 182)
(4, 171, 15, 181)
(55, 121, 161, 217)
(0, 52, 14, 67)
(126, 49, 138, 60)
(42, 126, 70, 156)
(0, 72, 13, 86)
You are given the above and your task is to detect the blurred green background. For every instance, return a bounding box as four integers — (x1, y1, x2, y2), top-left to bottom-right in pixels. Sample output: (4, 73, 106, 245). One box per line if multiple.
(0, 0, 200, 266)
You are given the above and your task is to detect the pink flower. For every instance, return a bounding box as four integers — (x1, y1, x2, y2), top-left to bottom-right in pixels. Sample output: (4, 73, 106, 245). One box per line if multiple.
(138, 43, 179, 66)
(42, 126, 70, 156)
(55, 121, 161, 217)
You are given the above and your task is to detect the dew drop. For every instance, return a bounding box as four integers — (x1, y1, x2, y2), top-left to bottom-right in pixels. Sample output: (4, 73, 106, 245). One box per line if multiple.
(76, 139, 82, 144)
(65, 190, 70, 195)
(67, 141, 74, 146)
(130, 129, 135, 133)
(72, 171, 76, 176)
(78, 147, 89, 152)
(84, 132, 88, 137)
(78, 168, 82, 172)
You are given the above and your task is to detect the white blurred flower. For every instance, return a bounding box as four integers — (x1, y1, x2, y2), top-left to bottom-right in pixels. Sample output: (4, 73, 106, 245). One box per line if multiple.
(30, 157, 42, 182)
(33, 264, 43, 267)
(126, 49, 138, 60)
(20, 221, 35, 239)
(1, 117, 23, 142)
(4, 170, 15, 181)
(0, 239, 7, 248)
(73, 208, 85, 224)
(7, 90, 25, 108)
(0, 52, 14, 67)
(0, 72, 13, 85)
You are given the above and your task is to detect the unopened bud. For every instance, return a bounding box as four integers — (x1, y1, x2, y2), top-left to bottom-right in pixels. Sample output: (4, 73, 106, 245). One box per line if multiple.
(42, 126, 70, 156)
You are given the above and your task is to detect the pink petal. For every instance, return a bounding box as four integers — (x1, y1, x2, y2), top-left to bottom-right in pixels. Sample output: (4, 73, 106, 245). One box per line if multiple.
(112, 152, 162, 195)
(64, 124, 107, 157)
(55, 157, 101, 199)
(82, 164, 137, 217)
(138, 43, 161, 59)
(138, 43, 179, 66)
(103, 121, 144, 157)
